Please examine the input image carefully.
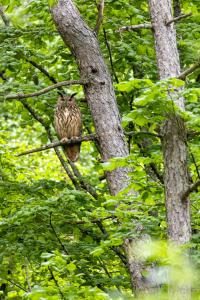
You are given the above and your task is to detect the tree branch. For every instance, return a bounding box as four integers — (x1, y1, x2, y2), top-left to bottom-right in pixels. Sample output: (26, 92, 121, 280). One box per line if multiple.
(48, 267, 66, 300)
(49, 212, 69, 255)
(103, 28, 119, 83)
(17, 134, 96, 157)
(68, 160, 98, 199)
(5, 79, 87, 100)
(178, 59, 200, 80)
(116, 23, 152, 33)
(181, 180, 200, 201)
(0, 6, 10, 26)
(166, 12, 192, 26)
(65, 215, 116, 225)
(94, 0, 104, 35)
(125, 131, 162, 139)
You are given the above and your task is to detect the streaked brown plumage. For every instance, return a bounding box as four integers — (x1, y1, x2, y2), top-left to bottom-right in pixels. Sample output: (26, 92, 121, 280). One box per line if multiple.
(54, 94, 82, 162)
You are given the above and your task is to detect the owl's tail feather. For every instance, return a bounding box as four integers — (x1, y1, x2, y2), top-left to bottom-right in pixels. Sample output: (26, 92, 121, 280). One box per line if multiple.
(63, 145, 81, 162)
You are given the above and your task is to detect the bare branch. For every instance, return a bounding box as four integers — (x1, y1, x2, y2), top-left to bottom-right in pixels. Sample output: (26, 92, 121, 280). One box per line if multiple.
(68, 160, 98, 199)
(125, 131, 162, 138)
(25, 58, 57, 84)
(178, 59, 200, 80)
(116, 23, 152, 33)
(181, 180, 200, 201)
(49, 212, 69, 255)
(5, 80, 87, 100)
(166, 12, 192, 26)
(94, 0, 104, 35)
(48, 267, 65, 300)
(17, 134, 96, 157)
(0, 6, 10, 26)
(6, 279, 27, 292)
(65, 215, 116, 225)
(103, 28, 119, 83)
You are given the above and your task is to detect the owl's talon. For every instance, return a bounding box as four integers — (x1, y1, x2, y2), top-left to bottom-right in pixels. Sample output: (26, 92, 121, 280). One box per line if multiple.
(61, 137, 68, 143)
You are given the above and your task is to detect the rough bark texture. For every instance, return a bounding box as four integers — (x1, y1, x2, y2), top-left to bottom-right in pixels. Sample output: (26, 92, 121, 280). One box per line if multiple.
(51, 0, 129, 195)
(148, 0, 191, 244)
(51, 0, 150, 294)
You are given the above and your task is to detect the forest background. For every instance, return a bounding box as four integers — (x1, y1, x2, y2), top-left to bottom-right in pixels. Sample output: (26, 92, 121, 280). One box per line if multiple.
(0, 0, 200, 299)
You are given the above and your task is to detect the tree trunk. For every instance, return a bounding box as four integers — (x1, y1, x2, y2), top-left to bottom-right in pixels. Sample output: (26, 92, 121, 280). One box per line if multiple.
(51, 0, 129, 196)
(51, 0, 150, 294)
(148, 0, 191, 243)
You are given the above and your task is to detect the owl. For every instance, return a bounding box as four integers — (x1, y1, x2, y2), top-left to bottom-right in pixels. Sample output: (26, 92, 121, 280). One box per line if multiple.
(54, 94, 82, 162)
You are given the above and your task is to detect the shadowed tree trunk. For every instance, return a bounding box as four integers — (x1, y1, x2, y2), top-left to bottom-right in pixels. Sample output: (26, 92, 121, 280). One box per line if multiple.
(148, 0, 191, 244)
(51, 0, 129, 196)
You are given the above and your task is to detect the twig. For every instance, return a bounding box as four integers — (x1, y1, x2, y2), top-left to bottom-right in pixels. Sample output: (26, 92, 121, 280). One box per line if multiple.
(25, 59, 58, 84)
(17, 134, 96, 157)
(190, 151, 200, 180)
(65, 215, 116, 225)
(49, 212, 69, 255)
(23, 259, 32, 292)
(6, 279, 27, 292)
(103, 28, 119, 83)
(181, 180, 200, 201)
(48, 267, 66, 300)
(116, 23, 152, 33)
(94, 0, 104, 35)
(166, 12, 192, 26)
(125, 131, 162, 138)
(5, 80, 87, 100)
(178, 59, 200, 80)
(68, 160, 98, 199)
(0, 6, 10, 26)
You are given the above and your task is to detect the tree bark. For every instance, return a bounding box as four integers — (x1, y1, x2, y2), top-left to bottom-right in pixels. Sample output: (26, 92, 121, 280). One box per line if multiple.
(148, 0, 191, 243)
(51, 0, 150, 294)
(51, 0, 129, 196)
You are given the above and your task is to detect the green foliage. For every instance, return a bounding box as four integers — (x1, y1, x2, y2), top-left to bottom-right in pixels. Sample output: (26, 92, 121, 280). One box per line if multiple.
(0, 0, 200, 299)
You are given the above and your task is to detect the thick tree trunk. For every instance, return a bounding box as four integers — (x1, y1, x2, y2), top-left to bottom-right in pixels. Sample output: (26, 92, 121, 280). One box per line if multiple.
(148, 0, 191, 243)
(51, 0, 150, 294)
(51, 0, 129, 195)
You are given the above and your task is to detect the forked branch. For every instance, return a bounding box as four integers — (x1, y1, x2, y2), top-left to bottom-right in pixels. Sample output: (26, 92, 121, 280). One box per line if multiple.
(178, 59, 200, 80)
(166, 12, 192, 26)
(181, 180, 200, 201)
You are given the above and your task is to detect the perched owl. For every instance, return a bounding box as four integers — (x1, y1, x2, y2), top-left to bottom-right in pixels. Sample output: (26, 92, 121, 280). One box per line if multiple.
(54, 94, 82, 162)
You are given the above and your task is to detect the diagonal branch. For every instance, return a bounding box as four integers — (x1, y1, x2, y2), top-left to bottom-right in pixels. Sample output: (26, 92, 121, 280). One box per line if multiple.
(116, 23, 153, 33)
(166, 12, 192, 26)
(17, 134, 96, 157)
(0, 6, 10, 26)
(5, 79, 87, 100)
(181, 180, 200, 201)
(25, 59, 58, 84)
(94, 0, 104, 35)
(103, 28, 119, 83)
(178, 59, 200, 80)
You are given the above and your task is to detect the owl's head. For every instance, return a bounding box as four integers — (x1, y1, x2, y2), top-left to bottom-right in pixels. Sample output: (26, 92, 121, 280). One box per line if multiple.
(58, 93, 77, 107)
